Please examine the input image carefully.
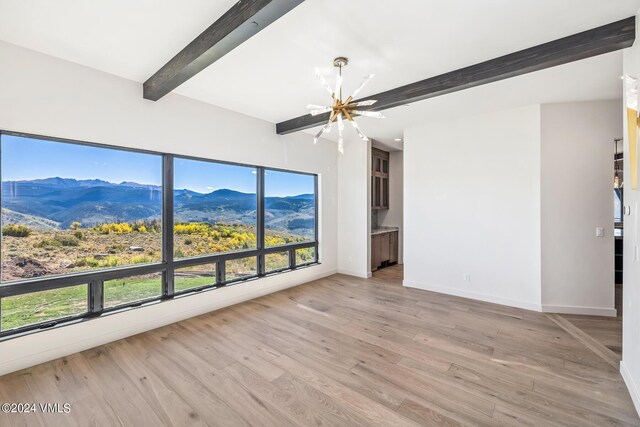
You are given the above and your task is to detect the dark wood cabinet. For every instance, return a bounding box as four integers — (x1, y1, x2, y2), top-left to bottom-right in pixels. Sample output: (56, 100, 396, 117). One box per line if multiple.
(371, 235, 379, 271)
(371, 230, 398, 271)
(380, 233, 390, 262)
(374, 176, 381, 207)
(372, 148, 389, 210)
(389, 232, 398, 264)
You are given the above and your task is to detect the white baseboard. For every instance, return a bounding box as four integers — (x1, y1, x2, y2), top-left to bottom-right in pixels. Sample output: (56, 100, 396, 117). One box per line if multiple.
(621, 361, 640, 417)
(403, 280, 542, 312)
(0, 267, 337, 377)
(541, 304, 617, 317)
(337, 269, 371, 279)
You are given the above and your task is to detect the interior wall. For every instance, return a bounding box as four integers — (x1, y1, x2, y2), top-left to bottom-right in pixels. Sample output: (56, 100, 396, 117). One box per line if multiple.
(540, 101, 621, 316)
(0, 41, 339, 375)
(622, 14, 640, 415)
(403, 105, 543, 311)
(337, 138, 370, 278)
(379, 150, 404, 263)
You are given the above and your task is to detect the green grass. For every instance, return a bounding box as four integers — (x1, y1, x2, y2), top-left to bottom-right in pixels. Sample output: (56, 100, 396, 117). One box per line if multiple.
(103, 276, 162, 309)
(1, 285, 87, 331)
(0, 273, 220, 331)
(0, 247, 310, 331)
(175, 276, 216, 292)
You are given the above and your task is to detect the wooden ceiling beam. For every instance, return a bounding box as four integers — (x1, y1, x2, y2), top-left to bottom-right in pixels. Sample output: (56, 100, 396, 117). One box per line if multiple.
(144, 0, 304, 101)
(276, 16, 635, 135)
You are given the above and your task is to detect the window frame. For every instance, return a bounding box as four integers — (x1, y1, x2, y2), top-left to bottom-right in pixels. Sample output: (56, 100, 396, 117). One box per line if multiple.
(0, 130, 319, 339)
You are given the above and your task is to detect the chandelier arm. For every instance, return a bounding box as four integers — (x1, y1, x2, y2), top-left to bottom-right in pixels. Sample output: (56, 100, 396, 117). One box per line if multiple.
(351, 74, 374, 99)
(350, 120, 369, 142)
(315, 68, 335, 98)
(342, 109, 354, 122)
(349, 99, 377, 107)
(313, 121, 332, 144)
(353, 110, 385, 119)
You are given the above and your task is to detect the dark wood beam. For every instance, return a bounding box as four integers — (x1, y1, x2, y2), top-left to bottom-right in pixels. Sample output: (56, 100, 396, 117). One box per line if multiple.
(144, 0, 304, 101)
(277, 16, 635, 135)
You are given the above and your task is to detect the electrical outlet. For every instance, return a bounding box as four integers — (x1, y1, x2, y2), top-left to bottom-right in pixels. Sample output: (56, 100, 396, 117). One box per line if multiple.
(596, 227, 604, 237)
(464, 273, 471, 282)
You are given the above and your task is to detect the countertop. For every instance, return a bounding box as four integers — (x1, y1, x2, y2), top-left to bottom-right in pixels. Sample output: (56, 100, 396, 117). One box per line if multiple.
(371, 226, 399, 236)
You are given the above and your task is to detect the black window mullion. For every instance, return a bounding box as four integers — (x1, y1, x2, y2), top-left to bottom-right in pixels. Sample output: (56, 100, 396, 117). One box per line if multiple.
(163, 154, 174, 298)
(289, 249, 296, 269)
(217, 260, 226, 284)
(163, 270, 174, 299)
(88, 279, 103, 316)
(257, 167, 265, 276)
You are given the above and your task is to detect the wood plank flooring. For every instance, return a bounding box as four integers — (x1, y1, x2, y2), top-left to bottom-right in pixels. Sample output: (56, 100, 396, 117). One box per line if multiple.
(557, 284, 623, 358)
(0, 265, 638, 426)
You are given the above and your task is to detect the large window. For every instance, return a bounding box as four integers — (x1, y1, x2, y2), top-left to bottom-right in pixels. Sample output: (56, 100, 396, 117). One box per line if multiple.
(0, 131, 318, 337)
(265, 170, 316, 247)
(1, 134, 162, 282)
(173, 158, 257, 258)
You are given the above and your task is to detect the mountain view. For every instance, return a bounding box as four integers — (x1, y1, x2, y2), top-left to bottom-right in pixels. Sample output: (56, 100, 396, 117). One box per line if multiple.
(1, 177, 314, 235)
(1, 177, 315, 282)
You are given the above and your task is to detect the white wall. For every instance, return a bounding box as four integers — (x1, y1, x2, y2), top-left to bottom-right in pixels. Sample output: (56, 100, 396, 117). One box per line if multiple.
(337, 138, 370, 278)
(622, 14, 640, 415)
(378, 151, 404, 263)
(403, 105, 543, 311)
(0, 41, 338, 375)
(403, 96, 637, 411)
(540, 101, 621, 316)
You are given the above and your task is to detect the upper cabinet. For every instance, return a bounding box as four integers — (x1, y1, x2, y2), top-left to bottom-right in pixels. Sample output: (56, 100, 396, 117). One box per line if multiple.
(372, 148, 389, 210)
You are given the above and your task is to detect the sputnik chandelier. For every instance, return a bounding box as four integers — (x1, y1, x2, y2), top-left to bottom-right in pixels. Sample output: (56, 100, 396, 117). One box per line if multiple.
(307, 57, 384, 153)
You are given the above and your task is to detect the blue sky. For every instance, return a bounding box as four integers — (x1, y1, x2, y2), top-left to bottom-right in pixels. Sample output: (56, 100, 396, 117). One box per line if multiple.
(1, 135, 314, 197)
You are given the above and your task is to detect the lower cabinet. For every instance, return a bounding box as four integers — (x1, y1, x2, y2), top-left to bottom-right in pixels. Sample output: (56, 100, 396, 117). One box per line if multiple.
(371, 231, 399, 271)
(371, 235, 379, 271)
(380, 233, 390, 262)
(389, 232, 398, 264)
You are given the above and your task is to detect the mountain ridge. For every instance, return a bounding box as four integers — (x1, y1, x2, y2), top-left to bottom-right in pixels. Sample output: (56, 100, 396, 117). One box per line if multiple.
(3, 178, 314, 199)
(1, 177, 315, 238)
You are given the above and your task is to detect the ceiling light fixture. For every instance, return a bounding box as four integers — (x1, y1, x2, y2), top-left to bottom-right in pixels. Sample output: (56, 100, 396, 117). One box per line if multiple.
(394, 138, 403, 142)
(308, 57, 383, 153)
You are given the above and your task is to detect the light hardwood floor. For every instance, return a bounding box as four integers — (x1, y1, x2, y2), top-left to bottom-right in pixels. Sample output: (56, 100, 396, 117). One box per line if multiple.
(557, 284, 623, 357)
(0, 265, 638, 426)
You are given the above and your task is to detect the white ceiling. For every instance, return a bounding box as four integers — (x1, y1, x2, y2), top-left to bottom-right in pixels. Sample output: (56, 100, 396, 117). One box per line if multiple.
(0, 0, 637, 144)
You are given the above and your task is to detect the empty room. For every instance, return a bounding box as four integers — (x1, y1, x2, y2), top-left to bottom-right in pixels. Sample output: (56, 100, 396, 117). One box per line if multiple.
(1, 1, 640, 425)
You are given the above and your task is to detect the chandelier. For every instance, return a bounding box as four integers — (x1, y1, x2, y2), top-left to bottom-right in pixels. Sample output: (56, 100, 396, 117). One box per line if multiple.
(307, 57, 384, 153)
